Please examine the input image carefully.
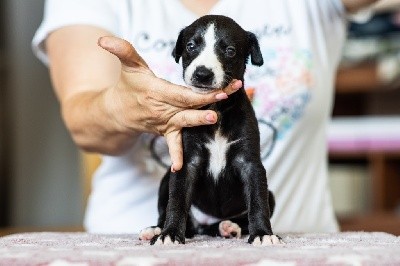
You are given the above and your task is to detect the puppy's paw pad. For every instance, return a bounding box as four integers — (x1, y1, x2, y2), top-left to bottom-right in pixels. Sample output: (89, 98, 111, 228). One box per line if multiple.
(139, 226, 161, 241)
(250, 235, 284, 246)
(151, 235, 180, 246)
(219, 220, 241, 238)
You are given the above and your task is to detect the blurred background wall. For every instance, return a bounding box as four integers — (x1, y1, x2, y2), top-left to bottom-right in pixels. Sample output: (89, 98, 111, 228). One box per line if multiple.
(1, 0, 82, 228)
(0, 0, 8, 227)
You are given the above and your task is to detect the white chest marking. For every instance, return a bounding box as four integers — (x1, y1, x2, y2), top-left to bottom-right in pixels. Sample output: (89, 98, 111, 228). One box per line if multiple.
(184, 23, 225, 89)
(205, 131, 240, 181)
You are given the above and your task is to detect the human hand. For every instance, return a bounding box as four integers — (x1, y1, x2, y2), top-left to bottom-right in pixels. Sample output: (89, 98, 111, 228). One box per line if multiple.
(98, 36, 242, 172)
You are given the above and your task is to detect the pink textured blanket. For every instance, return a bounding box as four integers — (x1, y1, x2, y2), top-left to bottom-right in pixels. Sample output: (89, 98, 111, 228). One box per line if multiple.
(0, 232, 399, 265)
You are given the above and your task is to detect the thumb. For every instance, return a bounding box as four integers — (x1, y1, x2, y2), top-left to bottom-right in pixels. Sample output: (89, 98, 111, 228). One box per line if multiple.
(98, 36, 151, 73)
(165, 130, 183, 172)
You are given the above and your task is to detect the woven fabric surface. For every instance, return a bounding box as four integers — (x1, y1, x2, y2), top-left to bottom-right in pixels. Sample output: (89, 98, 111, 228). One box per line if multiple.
(1, 232, 400, 265)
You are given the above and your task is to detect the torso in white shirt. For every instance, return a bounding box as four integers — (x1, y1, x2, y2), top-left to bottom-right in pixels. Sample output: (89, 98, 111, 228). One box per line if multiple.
(33, 0, 348, 233)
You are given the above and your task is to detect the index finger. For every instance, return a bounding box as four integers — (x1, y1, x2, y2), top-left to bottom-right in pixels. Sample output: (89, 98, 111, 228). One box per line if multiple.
(158, 79, 243, 109)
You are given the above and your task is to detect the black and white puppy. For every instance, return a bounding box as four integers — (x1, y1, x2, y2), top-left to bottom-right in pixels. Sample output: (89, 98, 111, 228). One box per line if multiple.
(140, 15, 282, 245)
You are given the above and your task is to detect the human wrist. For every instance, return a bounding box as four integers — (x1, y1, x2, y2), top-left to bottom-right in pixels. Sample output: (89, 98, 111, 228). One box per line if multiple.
(101, 86, 136, 137)
(61, 89, 138, 155)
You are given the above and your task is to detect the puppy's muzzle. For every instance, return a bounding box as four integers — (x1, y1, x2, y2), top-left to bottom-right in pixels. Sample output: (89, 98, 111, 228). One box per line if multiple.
(192, 65, 215, 88)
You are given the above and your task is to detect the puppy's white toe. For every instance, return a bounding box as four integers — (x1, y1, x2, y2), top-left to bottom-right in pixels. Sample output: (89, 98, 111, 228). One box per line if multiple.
(163, 235, 173, 245)
(154, 237, 164, 246)
(139, 226, 161, 241)
(271, 235, 284, 244)
(261, 235, 274, 246)
(252, 235, 284, 246)
(252, 236, 262, 246)
(153, 235, 178, 246)
(219, 220, 242, 238)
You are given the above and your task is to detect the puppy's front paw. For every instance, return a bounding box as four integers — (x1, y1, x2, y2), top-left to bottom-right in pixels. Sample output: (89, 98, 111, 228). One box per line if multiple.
(150, 231, 185, 245)
(248, 234, 284, 246)
(219, 220, 241, 238)
(139, 226, 161, 241)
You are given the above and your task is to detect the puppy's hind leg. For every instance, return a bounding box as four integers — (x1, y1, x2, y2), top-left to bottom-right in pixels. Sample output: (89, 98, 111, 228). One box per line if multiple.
(197, 215, 248, 239)
(219, 215, 250, 238)
(218, 220, 242, 238)
(139, 226, 161, 241)
(185, 214, 196, 239)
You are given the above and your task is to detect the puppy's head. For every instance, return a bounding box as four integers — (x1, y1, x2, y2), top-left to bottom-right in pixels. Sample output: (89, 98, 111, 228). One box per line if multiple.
(172, 15, 263, 93)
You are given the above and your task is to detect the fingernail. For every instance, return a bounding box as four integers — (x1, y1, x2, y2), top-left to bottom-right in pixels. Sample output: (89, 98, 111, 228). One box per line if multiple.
(171, 164, 176, 173)
(231, 80, 242, 90)
(206, 113, 216, 123)
(216, 93, 228, 100)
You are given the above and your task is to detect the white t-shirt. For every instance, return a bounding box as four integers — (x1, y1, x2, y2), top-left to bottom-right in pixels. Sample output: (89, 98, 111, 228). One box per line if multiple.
(33, 0, 348, 234)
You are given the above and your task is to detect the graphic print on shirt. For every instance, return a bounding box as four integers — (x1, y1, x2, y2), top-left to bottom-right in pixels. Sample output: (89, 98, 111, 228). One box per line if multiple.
(247, 46, 314, 160)
(135, 23, 314, 169)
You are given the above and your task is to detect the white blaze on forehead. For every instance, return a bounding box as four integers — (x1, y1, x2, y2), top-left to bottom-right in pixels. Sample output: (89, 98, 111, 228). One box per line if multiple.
(184, 23, 225, 89)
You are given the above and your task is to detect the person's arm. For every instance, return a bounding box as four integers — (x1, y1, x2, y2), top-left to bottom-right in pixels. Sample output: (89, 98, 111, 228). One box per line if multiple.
(46, 25, 242, 171)
(373, 0, 400, 11)
(341, 0, 400, 13)
(47, 25, 126, 154)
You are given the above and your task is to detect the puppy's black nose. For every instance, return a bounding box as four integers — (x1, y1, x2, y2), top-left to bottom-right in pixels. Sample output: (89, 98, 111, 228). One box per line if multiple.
(193, 66, 214, 85)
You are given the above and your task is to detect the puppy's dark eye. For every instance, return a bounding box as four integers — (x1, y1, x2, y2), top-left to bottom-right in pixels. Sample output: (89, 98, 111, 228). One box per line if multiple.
(186, 41, 197, 53)
(226, 46, 236, 57)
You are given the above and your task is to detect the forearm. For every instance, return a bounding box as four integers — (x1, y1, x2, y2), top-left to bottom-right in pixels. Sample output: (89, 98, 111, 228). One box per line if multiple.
(62, 89, 139, 155)
(342, 0, 400, 13)
(46, 26, 139, 154)
(373, 0, 400, 11)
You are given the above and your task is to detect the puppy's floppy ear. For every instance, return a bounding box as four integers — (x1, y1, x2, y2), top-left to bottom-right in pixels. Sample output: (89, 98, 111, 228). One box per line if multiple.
(172, 29, 185, 63)
(247, 32, 264, 66)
